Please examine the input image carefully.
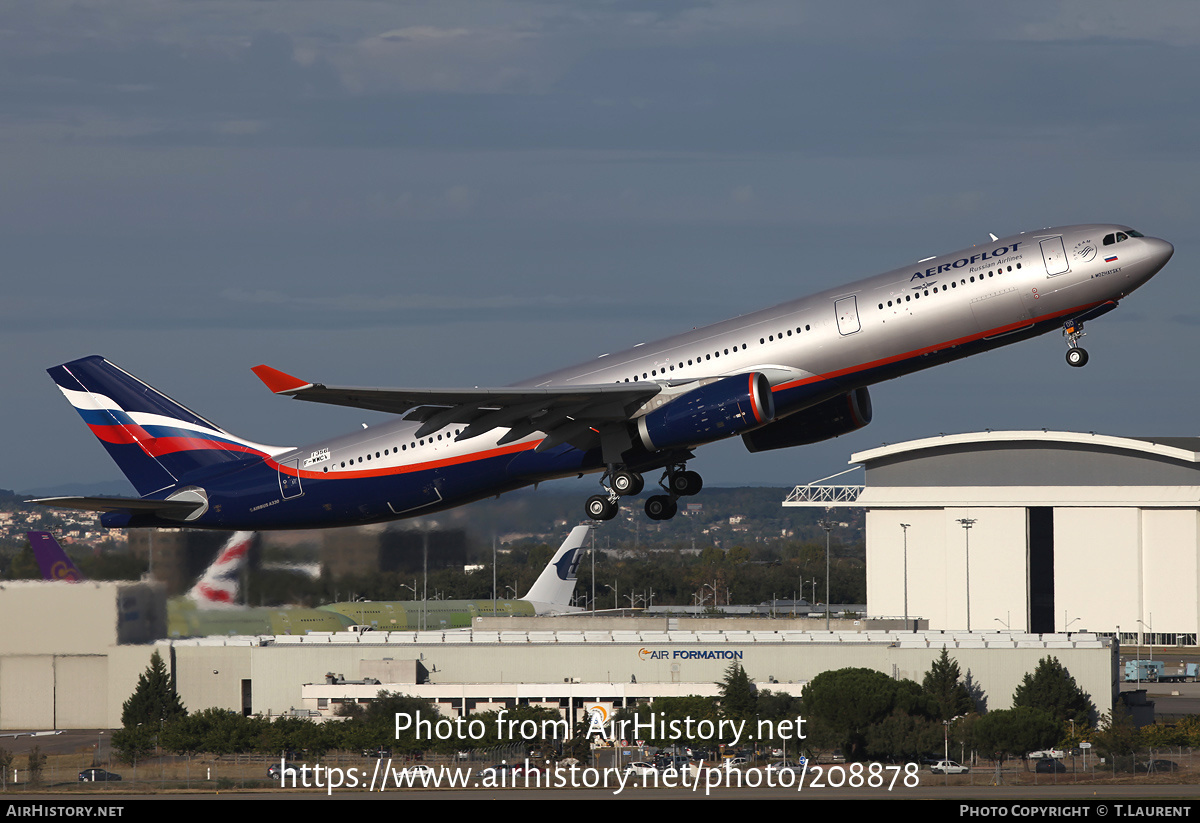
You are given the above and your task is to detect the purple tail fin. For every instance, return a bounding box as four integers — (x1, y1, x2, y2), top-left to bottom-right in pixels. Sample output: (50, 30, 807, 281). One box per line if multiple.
(28, 532, 85, 582)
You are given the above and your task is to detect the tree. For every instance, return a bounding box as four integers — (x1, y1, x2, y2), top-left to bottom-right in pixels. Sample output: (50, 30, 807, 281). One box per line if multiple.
(121, 650, 186, 729)
(719, 663, 757, 722)
(1090, 707, 1142, 759)
(922, 649, 975, 721)
(802, 668, 909, 761)
(111, 725, 156, 764)
(1011, 656, 1094, 727)
(25, 746, 45, 788)
(972, 707, 1060, 765)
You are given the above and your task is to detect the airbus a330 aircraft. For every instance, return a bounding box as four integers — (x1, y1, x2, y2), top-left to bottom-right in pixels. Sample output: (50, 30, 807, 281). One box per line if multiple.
(38, 224, 1173, 529)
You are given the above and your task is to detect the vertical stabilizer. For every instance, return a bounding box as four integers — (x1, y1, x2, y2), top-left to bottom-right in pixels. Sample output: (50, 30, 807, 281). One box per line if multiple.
(522, 524, 589, 612)
(28, 532, 85, 582)
(188, 532, 255, 608)
(47, 356, 285, 497)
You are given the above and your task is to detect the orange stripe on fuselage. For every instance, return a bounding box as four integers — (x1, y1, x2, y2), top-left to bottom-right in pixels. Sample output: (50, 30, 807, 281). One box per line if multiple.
(269, 438, 540, 480)
(771, 301, 1102, 394)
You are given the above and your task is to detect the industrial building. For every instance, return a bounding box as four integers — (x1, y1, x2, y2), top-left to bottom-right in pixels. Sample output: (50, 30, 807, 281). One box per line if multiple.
(11, 427, 1184, 730)
(0, 574, 1117, 727)
(794, 430, 1200, 644)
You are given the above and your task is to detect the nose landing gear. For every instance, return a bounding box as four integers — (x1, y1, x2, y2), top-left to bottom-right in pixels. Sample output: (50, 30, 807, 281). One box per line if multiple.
(1063, 319, 1089, 367)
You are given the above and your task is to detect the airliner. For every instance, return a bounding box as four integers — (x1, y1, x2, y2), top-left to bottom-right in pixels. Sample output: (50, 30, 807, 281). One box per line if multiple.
(37, 224, 1173, 529)
(320, 524, 589, 629)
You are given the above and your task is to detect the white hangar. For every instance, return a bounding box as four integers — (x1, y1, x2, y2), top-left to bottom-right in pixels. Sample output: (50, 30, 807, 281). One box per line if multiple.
(825, 431, 1200, 644)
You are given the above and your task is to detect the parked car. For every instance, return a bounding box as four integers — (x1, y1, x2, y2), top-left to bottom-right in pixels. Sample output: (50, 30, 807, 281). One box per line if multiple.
(268, 762, 300, 780)
(929, 760, 969, 774)
(1035, 758, 1067, 774)
(625, 761, 658, 777)
(78, 769, 121, 782)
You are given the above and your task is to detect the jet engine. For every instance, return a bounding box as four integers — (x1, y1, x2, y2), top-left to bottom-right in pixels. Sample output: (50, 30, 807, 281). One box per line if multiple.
(741, 387, 872, 453)
(636, 373, 775, 451)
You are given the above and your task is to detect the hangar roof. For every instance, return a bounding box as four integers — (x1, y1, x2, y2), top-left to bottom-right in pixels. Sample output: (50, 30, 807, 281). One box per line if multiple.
(850, 430, 1200, 489)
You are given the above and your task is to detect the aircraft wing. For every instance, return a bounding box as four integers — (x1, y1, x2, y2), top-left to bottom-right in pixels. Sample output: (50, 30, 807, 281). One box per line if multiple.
(252, 365, 663, 452)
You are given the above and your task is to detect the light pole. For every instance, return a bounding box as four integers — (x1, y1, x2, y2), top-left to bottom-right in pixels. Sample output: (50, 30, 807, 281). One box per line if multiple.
(899, 523, 911, 629)
(818, 517, 834, 630)
(1138, 614, 1154, 664)
(956, 518, 976, 631)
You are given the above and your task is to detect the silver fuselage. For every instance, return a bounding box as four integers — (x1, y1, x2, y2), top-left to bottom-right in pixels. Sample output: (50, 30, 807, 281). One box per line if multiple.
(285, 224, 1172, 477)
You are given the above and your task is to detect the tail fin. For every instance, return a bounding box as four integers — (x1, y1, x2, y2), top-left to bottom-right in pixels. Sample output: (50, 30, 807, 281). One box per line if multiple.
(27, 532, 85, 582)
(48, 356, 286, 496)
(522, 524, 589, 612)
(188, 532, 255, 608)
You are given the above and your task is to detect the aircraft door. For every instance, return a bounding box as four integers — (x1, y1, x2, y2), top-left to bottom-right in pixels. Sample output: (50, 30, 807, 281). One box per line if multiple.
(278, 459, 304, 499)
(834, 296, 861, 335)
(1040, 236, 1070, 276)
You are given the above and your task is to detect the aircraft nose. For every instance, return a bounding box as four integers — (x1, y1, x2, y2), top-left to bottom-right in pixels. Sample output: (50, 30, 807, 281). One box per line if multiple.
(1147, 237, 1174, 267)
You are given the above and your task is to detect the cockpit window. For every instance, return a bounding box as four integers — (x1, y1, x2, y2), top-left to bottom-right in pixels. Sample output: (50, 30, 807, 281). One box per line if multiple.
(1103, 234, 1115, 245)
(1103, 231, 1138, 245)
(1127, 229, 1144, 237)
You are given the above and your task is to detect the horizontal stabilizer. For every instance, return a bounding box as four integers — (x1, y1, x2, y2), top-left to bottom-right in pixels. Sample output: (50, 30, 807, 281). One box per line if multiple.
(33, 495, 204, 519)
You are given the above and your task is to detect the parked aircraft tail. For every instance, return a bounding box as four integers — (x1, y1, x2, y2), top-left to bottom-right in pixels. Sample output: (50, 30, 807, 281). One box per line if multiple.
(187, 531, 255, 608)
(27, 531, 85, 582)
(522, 524, 589, 613)
(46, 355, 287, 497)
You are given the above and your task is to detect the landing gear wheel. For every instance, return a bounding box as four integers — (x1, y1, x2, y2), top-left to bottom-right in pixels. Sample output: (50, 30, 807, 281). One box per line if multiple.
(586, 494, 619, 521)
(670, 470, 703, 497)
(612, 470, 644, 496)
(1066, 347, 1089, 368)
(645, 495, 678, 521)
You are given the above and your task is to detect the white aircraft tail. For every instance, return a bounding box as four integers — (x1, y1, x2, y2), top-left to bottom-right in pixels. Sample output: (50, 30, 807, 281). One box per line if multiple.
(522, 524, 589, 613)
(187, 531, 255, 608)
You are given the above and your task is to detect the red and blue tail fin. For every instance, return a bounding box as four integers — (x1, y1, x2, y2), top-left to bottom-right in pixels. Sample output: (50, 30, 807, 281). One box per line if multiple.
(188, 531, 254, 608)
(47, 356, 286, 497)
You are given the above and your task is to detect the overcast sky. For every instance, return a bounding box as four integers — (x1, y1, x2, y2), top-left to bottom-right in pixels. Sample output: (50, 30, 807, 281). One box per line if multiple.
(4, 1, 1200, 496)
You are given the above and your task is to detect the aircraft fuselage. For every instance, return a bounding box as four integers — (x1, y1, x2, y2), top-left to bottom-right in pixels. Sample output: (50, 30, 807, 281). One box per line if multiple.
(53, 224, 1174, 529)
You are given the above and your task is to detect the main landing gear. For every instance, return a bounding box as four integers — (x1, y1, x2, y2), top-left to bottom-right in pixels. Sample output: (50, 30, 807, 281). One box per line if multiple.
(1063, 319, 1089, 368)
(584, 464, 703, 522)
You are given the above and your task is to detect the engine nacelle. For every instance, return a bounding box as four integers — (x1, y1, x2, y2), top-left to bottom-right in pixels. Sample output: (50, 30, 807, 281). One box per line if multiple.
(637, 373, 775, 451)
(741, 387, 872, 453)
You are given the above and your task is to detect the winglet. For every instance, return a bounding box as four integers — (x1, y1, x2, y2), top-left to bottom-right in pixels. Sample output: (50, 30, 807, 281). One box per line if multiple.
(251, 365, 313, 395)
